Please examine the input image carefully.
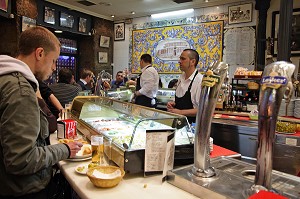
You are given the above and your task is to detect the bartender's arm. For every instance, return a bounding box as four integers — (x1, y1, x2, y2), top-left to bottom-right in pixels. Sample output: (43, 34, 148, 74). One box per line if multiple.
(167, 102, 197, 117)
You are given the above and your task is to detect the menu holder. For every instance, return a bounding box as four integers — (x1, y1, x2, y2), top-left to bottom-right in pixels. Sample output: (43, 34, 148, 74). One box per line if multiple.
(144, 129, 175, 180)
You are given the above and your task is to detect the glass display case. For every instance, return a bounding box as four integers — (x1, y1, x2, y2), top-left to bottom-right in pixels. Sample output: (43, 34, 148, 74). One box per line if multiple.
(106, 89, 133, 102)
(70, 96, 193, 174)
(156, 88, 175, 110)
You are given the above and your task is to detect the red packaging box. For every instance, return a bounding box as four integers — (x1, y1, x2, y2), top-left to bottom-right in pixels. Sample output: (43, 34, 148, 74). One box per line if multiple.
(57, 119, 77, 139)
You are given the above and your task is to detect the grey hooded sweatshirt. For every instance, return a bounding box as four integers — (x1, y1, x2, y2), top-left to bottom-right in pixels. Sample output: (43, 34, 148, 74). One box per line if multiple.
(0, 55, 69, 197)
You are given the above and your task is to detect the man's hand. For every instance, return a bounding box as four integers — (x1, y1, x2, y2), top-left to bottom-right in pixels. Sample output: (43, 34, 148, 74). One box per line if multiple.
(167, 107, 182, 115)
(66, 142, 83, 158)
(166, 101, 175, 110)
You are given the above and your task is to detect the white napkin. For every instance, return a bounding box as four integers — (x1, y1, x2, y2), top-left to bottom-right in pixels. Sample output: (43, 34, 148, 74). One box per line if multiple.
(92, 169, 121, 179)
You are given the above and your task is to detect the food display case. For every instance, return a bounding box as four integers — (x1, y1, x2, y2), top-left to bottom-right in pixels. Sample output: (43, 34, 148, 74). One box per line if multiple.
(106, 89, 133, 102)
(70, 96, 193, 174)
(156, 88, 175, 110)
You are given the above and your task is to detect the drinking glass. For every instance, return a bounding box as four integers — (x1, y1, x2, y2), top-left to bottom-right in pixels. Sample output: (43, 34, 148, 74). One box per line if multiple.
(91, 135, 104, 164)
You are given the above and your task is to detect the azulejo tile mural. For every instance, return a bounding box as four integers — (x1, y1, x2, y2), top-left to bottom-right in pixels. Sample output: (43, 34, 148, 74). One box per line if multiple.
(131, 21, 224, 74)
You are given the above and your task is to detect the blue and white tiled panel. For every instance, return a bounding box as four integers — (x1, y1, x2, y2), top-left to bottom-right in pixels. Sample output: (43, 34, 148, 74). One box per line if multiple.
(160, 74, 180, 88)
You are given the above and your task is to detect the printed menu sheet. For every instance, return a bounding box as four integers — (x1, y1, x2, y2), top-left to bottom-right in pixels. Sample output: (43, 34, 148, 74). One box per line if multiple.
(144, 129, 175, 177)
(223, 27, 255, 65)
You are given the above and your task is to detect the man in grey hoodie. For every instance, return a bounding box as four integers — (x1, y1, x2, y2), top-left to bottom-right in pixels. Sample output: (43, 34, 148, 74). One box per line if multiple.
(0, 26, 82, 198)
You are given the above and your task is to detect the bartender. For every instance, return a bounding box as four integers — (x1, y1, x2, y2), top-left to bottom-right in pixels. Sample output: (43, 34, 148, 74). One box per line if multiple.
(134, 54, 159, 108)
(167, 49, 203, 123)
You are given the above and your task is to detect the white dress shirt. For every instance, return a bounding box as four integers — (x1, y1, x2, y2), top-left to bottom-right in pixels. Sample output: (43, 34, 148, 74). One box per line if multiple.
(176, 69, 203, 108)
(139, 64, 159, 99)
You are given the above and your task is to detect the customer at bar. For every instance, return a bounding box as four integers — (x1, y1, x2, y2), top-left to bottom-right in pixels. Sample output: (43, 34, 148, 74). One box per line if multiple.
(77, 68, 94, 91)
(111, 70, 128, 89)
(49, 68, 82, 116)
(0, 26, 82, 198)
(167, 49, 203, 124)
(134, 53, 159, 108)
(38, 78, 64, 118)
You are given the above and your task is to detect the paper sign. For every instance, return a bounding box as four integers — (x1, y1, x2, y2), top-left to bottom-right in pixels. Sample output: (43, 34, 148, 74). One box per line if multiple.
(144, 129, 175, 177)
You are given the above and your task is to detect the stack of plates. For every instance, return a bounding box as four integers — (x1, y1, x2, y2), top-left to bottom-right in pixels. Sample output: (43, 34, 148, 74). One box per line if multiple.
(294, 99, 300, 118)
(278, 99, 294, 116)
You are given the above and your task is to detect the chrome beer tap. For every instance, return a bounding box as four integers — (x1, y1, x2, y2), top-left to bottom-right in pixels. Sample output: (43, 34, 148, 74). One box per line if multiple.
(250, 61, 295, 193)
(192, 62, 228, 178)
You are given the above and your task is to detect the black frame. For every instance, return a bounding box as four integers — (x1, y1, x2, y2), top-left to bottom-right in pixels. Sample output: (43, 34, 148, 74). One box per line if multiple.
(44, 6, 55, 25)
(0, 0, 11, 18)
(59, 12, 74, 28)
(78, 17, 87, 33)
(114, 22, 125, 41)
(271, 8, 300, 56)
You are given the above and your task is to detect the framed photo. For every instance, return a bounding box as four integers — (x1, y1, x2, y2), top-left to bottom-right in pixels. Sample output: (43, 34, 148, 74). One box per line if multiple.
(114, 22, 125, 41)
(60, 12, 74, 28)
(44, 6, 55, 25)
(100, 36, 110, 48)
(271, 8, 300, 56)
(98, 52, 108, 63)
(0, 0, 9, 12)
(21, 16, 36, 31)
(228, 3, 252, 25)
(78, 17, 87, 33)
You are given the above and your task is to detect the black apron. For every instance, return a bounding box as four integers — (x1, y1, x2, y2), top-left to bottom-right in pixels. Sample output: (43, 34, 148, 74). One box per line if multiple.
(135, 66, 156, 108)
(175, 71, 198, 124)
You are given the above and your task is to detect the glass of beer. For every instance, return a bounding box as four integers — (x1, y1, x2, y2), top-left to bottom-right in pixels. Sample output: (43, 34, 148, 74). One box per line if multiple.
(91, 135, 104, 164)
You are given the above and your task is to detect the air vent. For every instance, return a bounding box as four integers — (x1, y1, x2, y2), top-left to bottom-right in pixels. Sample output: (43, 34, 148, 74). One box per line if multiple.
(173, 0, 193, 3)
(98, 2, 112, 6)
(77, 1, 96, 6)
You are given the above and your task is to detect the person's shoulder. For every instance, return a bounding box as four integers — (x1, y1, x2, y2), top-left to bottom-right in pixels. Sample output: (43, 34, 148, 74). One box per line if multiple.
(147, 67, 159, 74)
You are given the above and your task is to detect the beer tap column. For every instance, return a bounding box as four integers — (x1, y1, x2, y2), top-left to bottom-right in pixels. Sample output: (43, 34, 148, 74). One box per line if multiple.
(251, 61, 295, 192)
(192, 62, 228, 178)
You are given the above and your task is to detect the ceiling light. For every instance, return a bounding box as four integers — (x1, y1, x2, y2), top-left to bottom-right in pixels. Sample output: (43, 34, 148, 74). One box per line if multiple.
(54, 30, 63, 33)
(151, 9, 194, 19)
(111, 15, 115, 18)
(131, 11, 135, 15)
(205, 0, 209, 2)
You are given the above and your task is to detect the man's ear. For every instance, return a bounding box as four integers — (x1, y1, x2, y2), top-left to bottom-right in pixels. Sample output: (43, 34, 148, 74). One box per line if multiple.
(35, 47, 44, 60)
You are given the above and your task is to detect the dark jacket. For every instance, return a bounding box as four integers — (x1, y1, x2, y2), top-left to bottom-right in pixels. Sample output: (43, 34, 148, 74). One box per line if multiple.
(0, 55, 69, 197)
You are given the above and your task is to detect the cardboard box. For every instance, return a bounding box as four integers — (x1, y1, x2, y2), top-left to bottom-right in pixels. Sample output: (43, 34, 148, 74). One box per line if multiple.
(57, 119, 77, 139)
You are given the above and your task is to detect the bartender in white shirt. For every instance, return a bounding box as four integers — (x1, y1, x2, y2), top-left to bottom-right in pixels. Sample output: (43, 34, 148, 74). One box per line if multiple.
(134, 54, 159, 108)
(167, 49, 203, 123)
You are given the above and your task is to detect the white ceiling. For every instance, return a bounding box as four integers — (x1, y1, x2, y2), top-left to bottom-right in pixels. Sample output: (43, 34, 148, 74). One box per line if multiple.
(46, 0, 250, 21)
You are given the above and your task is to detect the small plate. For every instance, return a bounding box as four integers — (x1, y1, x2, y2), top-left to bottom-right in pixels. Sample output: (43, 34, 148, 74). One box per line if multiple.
(75, 163, 89, 175)
(67, 156, 92, 162)
(73, 144, 92, 159)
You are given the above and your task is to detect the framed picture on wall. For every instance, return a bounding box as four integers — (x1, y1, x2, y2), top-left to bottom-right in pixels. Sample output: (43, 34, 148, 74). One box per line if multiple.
(44, 6, 55, 25)
(114, 22, 125, 41)
(78, 17, 87, 32)
(0, 0, 9, 12)
(60, 12, 74, 28)
(22, 16, 36, 31)
(228, 3, 252, 25)
(98, 52, 108, 63)
(100, 36, 110, 48)
(271, 8, 300, 56)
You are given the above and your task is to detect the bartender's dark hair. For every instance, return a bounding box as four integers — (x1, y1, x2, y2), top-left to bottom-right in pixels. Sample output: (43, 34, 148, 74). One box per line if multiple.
(140, 54, 152, 64)
(17, 26, 60, 56)
(183, 49, 199, 67)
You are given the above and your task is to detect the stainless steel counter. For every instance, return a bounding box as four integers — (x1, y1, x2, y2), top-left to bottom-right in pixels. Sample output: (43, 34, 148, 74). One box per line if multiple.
(211, 118, 300, 176)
